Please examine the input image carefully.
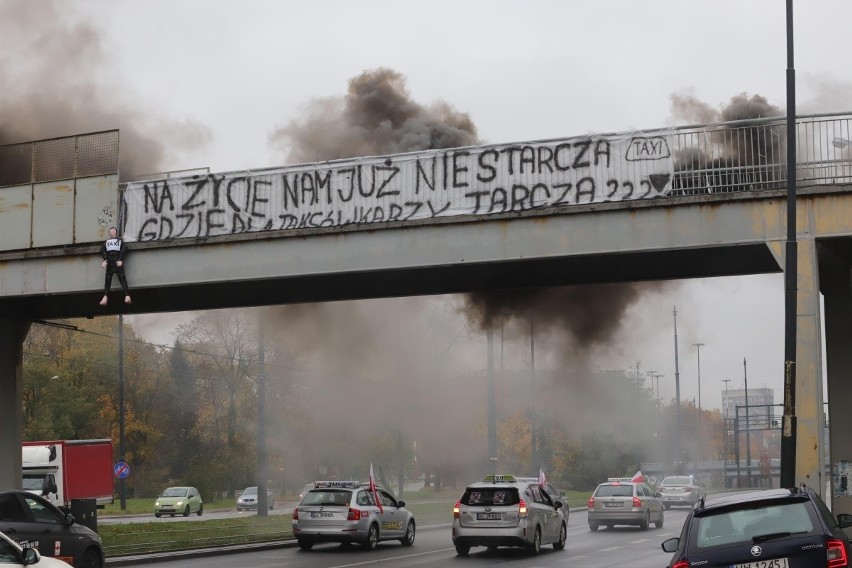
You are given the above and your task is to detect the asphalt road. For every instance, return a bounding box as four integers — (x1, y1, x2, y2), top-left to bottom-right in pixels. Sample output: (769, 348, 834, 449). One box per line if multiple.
(106, 506, 693, 568)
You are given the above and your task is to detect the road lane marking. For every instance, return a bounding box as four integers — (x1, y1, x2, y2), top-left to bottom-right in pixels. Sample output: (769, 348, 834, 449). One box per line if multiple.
(630, 538, 651, 544)
(600, 546, 623, 551)
(330, 548, 456, 568)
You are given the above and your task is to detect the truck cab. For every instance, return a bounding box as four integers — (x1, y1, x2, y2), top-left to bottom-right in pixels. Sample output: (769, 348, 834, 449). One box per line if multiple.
(21, 445, 61, 505)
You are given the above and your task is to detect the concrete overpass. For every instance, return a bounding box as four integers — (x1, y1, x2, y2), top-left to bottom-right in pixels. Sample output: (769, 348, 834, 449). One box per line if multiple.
(3, 116, 852, 513)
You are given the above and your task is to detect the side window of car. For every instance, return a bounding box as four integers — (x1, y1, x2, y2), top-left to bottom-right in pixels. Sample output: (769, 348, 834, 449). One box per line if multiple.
(0, 494, 26, 521)
(379, 491, 397, 508)
(0, 537, 17, 562)
(23, 497, 62, 524)
(812, 494, 839, 530)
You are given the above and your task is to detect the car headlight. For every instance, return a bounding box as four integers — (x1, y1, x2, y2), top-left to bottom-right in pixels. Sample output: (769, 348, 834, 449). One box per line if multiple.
(155, 501, 160, 506)
(176, 501, 183, 506)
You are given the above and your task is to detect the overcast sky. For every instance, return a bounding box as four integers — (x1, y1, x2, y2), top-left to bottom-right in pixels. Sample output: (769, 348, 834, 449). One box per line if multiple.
(8, 0, 852, 414)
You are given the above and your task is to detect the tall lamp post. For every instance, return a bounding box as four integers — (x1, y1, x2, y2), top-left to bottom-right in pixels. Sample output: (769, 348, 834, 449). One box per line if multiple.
(744, 358, 752, 488)
(693, 343, 704, 433)
(118, 314, 126, 510)
(780, 0, 798, 489)
(673, 307, 682, 466)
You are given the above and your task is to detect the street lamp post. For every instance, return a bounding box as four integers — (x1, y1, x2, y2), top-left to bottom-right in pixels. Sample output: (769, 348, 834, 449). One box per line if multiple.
(673, 307, 683, 467)
(118, 314, 126, 511)
(744, 358, 752, 488)
(693, 343, 704, 432)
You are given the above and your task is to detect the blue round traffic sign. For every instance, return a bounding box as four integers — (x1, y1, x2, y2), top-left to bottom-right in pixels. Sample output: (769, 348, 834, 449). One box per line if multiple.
(114, 461, 130, 479)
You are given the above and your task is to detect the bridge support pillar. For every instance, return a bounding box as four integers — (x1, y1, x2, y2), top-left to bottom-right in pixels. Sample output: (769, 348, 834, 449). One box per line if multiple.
(820, 242, 852, 513)
(0, 319, 30, 491)
(795, 239, 826, 493)
(773, 236, 827, 493)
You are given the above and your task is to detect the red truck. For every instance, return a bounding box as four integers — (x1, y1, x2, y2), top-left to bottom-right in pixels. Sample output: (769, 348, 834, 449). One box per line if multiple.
(21, 440, 114, 508)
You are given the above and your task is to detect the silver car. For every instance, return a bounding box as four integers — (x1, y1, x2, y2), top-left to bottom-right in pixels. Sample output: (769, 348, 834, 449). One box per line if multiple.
(657, 475, 705, 509)
(452, 475, 567, 556)
(587, 479, 664, 531)
(291, 481, 415, 550)
(236, 487, 273, 511)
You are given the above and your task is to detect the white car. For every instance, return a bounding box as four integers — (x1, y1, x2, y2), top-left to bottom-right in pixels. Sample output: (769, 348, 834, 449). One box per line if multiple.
(0, 530, 71, 568)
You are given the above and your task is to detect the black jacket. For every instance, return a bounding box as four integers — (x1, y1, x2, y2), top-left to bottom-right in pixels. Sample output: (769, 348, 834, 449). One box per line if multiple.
(101, 237, 126, 263)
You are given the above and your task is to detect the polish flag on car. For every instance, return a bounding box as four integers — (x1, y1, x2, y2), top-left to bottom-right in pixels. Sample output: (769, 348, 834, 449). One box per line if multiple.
(631, 470, 645, 483)
(370, 462, 383, 513)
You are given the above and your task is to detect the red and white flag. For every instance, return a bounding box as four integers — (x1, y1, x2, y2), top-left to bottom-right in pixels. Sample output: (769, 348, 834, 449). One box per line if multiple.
(369, 462, 383, 513)
(630, 470, 645, 483)
(538, 466, 547, 488)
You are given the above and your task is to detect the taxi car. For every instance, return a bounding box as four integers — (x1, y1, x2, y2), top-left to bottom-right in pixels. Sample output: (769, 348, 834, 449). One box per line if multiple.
(154, 487, 203, 517)
(662, 486, 852, 568)
(658, 475, 705, 509)
(291, 481, 416, 550)
(587, 478, 664, 531)
(0, 529, 74, 568)
(452, 474, 567, 556)
(0, 491, 105, 568)
(236, 487, 273, 511)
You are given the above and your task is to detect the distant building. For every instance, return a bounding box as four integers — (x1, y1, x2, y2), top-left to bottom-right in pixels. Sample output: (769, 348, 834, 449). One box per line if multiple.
(722, 387, 776, 429)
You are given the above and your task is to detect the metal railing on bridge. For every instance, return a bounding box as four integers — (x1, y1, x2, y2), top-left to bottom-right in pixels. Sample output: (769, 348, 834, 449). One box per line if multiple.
(669, 112, 852, 195)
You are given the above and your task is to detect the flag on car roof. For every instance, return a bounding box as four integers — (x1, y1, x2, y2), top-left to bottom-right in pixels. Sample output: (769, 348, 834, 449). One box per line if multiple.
(538, 466, 547, 487)
(369, 462, 383, 513)
(631, 470, 644, 483)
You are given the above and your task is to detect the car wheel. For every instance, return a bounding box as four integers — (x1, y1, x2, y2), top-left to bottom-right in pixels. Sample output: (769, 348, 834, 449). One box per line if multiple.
(197, 504, 203, 516)
(400, 520, 415, 546)
(154, 513, 161, 518)
(640, 511, 650, 531)
(297, 538, 313, 551)
(78, 548, 102, 568)
(530, 527, 542, 555)
(455, 544, 470, 556)
(589, 522, 599, 531)
(364, 524, 379, 550)
(553, 522, 567, 550)
(655, 512, 664, 529)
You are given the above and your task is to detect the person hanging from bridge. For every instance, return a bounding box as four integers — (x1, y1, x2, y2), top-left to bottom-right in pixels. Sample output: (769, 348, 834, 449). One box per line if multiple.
(99, 226, 131, 306)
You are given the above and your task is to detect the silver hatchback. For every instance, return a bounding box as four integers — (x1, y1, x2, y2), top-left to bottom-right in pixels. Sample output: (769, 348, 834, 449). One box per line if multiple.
(292, 481, 416, 550)
(587, 479, 664, 531)
(452, 475, 567, 556)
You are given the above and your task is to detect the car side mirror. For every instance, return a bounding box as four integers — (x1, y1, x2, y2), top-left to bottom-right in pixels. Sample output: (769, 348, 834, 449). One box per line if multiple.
(22, 548, 39, 566)
(661, 537, 679, 553)
(63, 513, 75, 527)
(397, 500, 406, 508)
(838, 513, 852, 529)
(655, 492, 662, 498)
(553, 500, 564, 509)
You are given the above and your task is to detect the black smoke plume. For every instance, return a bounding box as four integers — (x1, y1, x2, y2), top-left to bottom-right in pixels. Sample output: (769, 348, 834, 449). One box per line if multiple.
(0, 0, 210, 181)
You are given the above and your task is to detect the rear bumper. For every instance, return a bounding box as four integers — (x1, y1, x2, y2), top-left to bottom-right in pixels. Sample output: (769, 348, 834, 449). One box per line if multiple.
(452, 524, 530, 548)
(588, 510, 646, 525)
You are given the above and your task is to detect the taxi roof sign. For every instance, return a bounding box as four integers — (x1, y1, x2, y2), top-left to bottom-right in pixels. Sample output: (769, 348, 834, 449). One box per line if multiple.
(483, 474, 517, 483)
(313, 480, 360, 488)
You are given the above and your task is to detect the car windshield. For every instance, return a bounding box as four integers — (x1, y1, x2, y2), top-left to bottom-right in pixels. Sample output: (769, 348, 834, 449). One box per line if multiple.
(161, 488, 188, 497)
(694, 501, 816, 548)
(21, 477, 44, 491)
(241, 487, 258, 496)
(662, 477, 692, 486)
(595, 485, 634, 497)
(461, 487, 520, 506)
(301, 490, 351, 506)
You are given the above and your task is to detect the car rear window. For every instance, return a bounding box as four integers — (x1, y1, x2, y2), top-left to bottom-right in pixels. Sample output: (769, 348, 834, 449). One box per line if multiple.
(461, 487, 520, 506)
(595, 484, 634, 497)
(662, 477, 692, 485)
(693, 501, 817, 549)
(302, 489, 352, 506)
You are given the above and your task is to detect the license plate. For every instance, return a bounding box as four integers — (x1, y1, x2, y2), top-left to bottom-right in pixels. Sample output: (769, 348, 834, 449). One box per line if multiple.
(310, 511, 334, 518)
(477, 513, 501, 520)
(603, 502, 622, 508)
(732, 558, 789, 568)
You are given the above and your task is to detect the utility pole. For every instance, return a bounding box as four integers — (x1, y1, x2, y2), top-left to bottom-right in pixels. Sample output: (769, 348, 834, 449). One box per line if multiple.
(693, 343, 704, 432)
(673, 307, 682, 467)
(744, 358, 752, 489)
(530, 314, 536, 472)
(118, 314, 126, 511)
(486, 320, 497, 472)
(780, 0, 798, 489)
(257, 313, 268, 516)
(723, 378, 732, 487)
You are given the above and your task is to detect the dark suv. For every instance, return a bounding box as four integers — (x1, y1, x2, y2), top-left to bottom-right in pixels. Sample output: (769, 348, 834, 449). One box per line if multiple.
(662, 486, 852, 568)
